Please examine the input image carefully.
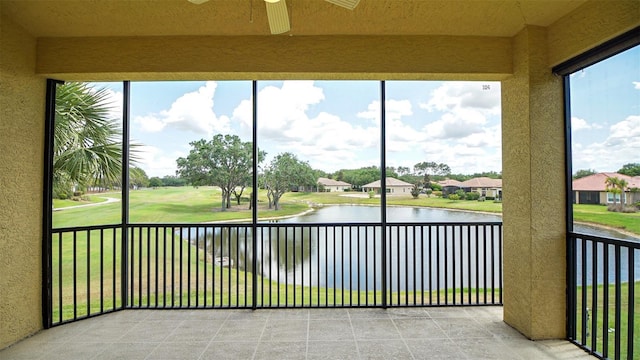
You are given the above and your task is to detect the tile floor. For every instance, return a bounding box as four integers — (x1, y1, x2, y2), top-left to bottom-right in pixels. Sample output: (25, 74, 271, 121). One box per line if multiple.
(1, 307, 594, 359)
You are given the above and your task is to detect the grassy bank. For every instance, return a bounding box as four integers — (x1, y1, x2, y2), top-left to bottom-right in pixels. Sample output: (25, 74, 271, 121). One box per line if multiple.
(575, 281, 640, 359)
(54, 187, 639, 237)
(573, 204, 640, 236)
(53, 187, 502, 228)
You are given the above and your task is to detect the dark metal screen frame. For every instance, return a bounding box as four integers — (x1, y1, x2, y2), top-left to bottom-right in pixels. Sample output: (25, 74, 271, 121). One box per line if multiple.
(559, 29, 639, 359)
(43, 79, 504, 328)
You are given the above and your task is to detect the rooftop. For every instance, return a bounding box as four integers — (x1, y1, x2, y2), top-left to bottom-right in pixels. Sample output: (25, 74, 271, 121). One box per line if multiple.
(572, 172, 640, 191)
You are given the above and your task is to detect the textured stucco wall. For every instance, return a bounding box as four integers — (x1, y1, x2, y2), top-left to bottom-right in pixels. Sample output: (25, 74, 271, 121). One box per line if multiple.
(547, 0, 640, 66)
(36, 35, 512, 81)
(501, 26, 566, 339)
(0, 15, 46, 349)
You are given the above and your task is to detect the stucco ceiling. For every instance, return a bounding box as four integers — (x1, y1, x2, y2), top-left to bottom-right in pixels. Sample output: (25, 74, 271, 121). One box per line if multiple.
(2, 0, 588, 38)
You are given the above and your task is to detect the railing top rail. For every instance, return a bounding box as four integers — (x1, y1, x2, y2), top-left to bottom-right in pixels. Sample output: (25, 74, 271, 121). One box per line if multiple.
(52, 221, 504, 233)
(124, 221, 503, 228)
(52, 223, 121, 233)
(569, 231, 640, 249)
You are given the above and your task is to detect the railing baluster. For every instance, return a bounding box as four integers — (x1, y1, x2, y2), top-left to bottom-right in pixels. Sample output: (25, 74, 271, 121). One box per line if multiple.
(49, 221, 513, 325)
(591, 240, 598, 352)
(603, 242, 609, 358)
(614, 245, 621, 360)
(86, 230, 90, 317)
(73, 230, 77, 320)
(628, 249, 635, 360)
(436, 225, 441, 306)
(58, 232, 62, 323)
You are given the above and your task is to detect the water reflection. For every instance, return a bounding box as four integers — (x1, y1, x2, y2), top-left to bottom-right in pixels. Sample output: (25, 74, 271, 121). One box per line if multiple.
(182, 206, 638, 290)
(184, 206, 503, 291)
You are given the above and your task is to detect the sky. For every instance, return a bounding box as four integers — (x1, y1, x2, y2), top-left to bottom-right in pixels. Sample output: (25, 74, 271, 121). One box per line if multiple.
(569, 45, 640, 173)
(93, 45, 637, 178)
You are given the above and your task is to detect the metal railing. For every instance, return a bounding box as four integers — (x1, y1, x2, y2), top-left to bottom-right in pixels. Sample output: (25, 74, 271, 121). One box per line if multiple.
(48, 222, 503, 326)
(568, 232, 638, 360)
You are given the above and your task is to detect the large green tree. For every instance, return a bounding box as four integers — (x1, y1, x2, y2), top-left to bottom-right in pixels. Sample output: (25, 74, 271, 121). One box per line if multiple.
(176, 134, 262, 211)
(573, 169, 597, 179)
(53, 82, 125, 198)
(262, 152, 315, 210)
(413, 161, 451, 186)
(129, 166, 150, 189)
(618, 163, 640, 177)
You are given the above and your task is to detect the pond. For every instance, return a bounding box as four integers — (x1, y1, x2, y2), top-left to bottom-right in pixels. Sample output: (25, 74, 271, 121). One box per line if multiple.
(190, 206, 502, 293)
(189, 205, 638, 290)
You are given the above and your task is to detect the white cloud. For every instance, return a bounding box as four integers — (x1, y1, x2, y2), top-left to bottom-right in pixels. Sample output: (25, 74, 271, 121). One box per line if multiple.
(133, 81, 229, 136)
(420, 81, 501, 115)
(572, 115, 640, 172)
(231, 81, 382, 170)
(425, 110, 487, 139)
(135, 145, 185, 178)
(607, 115, 640, 145)
(232, 80, 503, 174)
(633, 81, 640, 90)
(571, 116, 602, 131)
(357, 99, 426, 152)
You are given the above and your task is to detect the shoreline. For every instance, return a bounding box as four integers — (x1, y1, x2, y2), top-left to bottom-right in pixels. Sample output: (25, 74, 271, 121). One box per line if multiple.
(206, 202, 638, 240)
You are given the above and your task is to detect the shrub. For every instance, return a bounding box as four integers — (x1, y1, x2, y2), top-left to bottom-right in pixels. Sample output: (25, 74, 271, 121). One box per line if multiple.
(368, 190, 375, 199)
(448, 194, 460, 201)
(465, 191, 480, 201)
(433, 191, 442, 197)
(70, 196, 81, 201)
(410, 184, 421, 199)
(57, 193, 68, 200)
(425, 189, 433, 197)
(478, 196, 486, 202)
(486, 196, 495, 200)
(621, 206, 638, 213)
(454, 189, 466, 200)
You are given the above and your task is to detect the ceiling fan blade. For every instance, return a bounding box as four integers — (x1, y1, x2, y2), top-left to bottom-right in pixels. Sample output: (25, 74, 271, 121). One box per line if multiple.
(265, 0, 290, 34)
(325, 0, 360, 10)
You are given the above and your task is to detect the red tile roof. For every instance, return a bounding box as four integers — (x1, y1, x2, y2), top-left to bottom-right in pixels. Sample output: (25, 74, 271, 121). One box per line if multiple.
(572, 172, 640, 191)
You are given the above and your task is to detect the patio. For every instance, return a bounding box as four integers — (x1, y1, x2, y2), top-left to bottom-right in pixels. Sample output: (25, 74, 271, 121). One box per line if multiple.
(1, 307, 592, 360)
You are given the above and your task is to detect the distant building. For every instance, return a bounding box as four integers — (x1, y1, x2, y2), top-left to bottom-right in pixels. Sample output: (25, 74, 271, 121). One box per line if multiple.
(437, 177, 502, 199)
(572, 172, 640, 205)
(460, 177, 502, 199)
(362, 177, 414, 195)
(317, 177, 352, 192)
(438, 179, 464, 196)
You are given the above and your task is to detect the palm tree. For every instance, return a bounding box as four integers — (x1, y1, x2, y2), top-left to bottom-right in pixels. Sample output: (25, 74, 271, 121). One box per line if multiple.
(617, 178, 628, 206)
(53, 82, 124, 198)
(605, 176, 627, 211)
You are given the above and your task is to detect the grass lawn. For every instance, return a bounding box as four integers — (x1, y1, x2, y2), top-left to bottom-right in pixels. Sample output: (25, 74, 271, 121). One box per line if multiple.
(53, 187, 502, 228)
(53, 188, 640, 238)
(53, 195, 108, 209)
(575, 281, 640, 359)
(573, 204, 640, 236)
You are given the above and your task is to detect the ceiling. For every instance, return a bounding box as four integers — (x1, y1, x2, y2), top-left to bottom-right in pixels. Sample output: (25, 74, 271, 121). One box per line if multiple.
(2, 0, 588, 38)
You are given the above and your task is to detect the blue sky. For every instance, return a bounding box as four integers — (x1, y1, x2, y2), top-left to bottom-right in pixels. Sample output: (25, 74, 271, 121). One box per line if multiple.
(94, 45, 637, 178)
(569, 45, 639, 173)
(100, 80, 502, 178)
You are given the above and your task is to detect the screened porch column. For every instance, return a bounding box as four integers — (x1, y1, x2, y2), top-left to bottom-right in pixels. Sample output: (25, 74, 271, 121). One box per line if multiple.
(501, 25, 566, 339)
